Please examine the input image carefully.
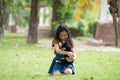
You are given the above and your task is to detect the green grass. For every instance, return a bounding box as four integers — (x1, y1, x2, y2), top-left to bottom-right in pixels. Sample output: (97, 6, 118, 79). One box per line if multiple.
(0, 33, 120, 80)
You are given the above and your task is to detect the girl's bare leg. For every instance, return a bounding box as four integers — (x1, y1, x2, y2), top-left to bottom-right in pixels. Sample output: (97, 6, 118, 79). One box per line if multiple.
(53, 71, 61, 76)
(64, 68, 72, 74)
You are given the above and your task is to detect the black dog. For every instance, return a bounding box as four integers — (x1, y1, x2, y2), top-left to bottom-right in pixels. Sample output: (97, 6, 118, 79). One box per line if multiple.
(56, 42, 74, 65)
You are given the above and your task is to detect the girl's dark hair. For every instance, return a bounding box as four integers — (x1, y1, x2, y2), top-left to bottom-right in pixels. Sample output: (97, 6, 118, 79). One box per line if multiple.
(53, 24, 73, 47)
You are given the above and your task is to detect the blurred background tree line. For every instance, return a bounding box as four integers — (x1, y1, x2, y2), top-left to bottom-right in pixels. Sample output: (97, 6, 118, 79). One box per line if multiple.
(0, 0, 119, 45)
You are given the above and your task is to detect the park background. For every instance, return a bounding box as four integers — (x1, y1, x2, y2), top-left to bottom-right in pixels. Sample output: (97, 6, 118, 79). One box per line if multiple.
(0, 0, 120, 80)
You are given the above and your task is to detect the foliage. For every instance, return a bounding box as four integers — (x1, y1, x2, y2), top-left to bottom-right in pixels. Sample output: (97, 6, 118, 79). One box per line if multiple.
(78, 20, 89, 37)
(4, 0, 31, 27)
(78, 22, 84, 36)
(73, 0, 89, 21)
(88, 21, 97, 37)
(77, 20, 97, 37)
(48, 0, 77, 28)
(73, 0, 100, 21)
(73, 0, 100, 37)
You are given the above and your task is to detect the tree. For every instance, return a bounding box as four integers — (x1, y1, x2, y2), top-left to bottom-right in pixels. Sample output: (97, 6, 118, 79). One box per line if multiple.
(0, 0, 5, 39)
(50, 0, 72, 36)
(73, 0, 100, 21)
(73, 0, 100, 37)
(0, 0, 6, 39)
(108, 0, 120, 46)
(27, 0, 38, 44)
(0, 0, 31, 34)
(7, 0, 30, 32)
(50, 0, 63, 36)
(117, 0, 120, 45)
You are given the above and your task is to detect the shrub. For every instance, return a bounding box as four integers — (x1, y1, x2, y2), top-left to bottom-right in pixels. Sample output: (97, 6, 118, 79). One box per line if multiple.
(88, 21, 97, 37)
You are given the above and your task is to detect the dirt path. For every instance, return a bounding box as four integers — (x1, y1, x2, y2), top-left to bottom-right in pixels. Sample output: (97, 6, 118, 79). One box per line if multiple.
(73, 39, 120, 53)
(38, 39, 120, 53)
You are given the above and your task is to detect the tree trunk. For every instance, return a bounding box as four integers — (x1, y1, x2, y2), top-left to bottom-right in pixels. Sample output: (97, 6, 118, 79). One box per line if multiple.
(117, 0, 120, 44)
(118, 19, 120, 42)
(112, 14, 119, 46)
(108, 0, 119, 46)
(50, 0, 60, 37)
(0, 0, 4, 39)
(27, 0, 38, 44)
(50, 0, 65, 37)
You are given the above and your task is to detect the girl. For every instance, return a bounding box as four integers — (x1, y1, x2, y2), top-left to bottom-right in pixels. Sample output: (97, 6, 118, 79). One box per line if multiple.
(48, 24, 76, 76)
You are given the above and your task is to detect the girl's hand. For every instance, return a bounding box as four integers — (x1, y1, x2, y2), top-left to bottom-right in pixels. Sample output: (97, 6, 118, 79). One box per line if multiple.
(67, 52, 74, 58)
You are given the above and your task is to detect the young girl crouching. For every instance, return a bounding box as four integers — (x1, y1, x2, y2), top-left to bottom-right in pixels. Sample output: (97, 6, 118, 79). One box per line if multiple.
(48, 24, 76, 76)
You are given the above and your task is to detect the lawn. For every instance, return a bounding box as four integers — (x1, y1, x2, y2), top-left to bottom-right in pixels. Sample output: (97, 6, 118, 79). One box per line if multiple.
(0, 33, 120, 80)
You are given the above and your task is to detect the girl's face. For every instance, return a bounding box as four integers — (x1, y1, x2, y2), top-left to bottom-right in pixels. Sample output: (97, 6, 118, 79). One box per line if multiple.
(59, 31, 68, 43)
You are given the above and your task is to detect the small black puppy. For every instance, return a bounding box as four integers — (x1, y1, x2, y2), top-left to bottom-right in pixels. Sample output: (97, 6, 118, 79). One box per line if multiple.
(56, 42, 74, 65)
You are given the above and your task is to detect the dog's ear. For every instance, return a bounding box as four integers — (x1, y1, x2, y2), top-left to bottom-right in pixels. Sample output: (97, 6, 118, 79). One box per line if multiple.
(66, 42, 71, 48)
(65, 43, 72, 51)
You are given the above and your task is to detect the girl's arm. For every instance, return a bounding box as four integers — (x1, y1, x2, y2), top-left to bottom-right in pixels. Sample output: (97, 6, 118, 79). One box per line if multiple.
(54, 43, 72, 55)
(70, 48, 76, 59)
(67, 40, 76, 59)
